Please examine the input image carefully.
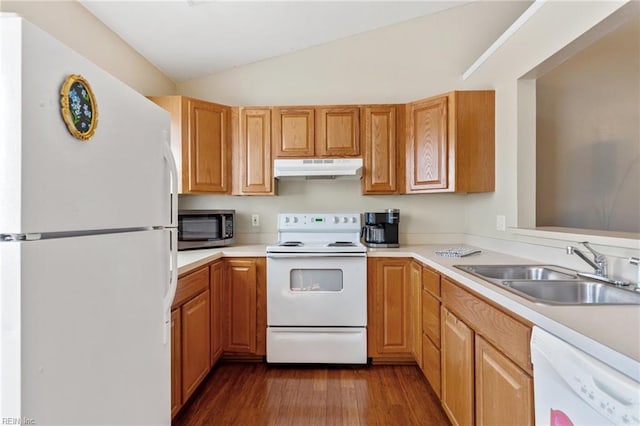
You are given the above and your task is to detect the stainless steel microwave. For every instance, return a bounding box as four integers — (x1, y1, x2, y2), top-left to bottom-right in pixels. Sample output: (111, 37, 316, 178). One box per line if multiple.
(177, 210, 235, 251)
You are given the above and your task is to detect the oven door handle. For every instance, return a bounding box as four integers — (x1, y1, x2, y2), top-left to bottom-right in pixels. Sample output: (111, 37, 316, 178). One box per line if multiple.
(267, 252, 366, 259)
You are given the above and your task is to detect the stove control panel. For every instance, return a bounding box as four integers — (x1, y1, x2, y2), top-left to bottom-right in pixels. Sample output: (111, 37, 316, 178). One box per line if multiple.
(278, 213, 361, 231)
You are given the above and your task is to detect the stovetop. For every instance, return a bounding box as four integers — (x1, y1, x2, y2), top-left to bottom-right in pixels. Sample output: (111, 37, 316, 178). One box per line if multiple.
(266, 240, 367, 254)
(267, 213, 366, 254)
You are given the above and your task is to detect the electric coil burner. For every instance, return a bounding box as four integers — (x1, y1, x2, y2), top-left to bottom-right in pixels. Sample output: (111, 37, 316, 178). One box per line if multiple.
(266, 213, 367, 364)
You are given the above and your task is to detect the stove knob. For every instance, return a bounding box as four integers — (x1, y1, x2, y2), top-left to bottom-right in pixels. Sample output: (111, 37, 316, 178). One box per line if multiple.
(350, 217, 357, 223)
(342, 217, 348, 223)
(333, 216, 339, 224)
(293, 217, 299, 223)
(284, 216, 290, 223)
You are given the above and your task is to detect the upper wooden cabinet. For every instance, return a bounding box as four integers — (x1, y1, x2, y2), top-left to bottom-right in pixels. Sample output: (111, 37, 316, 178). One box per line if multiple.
(361, 105, 401, 194)
(272, 106, 361, 158)
(148, 96, 231, 194)
(316, 107, 360, 157)
(406, 91, 494, 193)
(407, 96, 448, 191)
(272, 107, 315, 157)
(232, 107, 274, 195)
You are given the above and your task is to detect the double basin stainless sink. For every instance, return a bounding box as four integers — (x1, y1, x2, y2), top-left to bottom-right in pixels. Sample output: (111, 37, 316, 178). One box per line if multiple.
(454, 264, 640, 305)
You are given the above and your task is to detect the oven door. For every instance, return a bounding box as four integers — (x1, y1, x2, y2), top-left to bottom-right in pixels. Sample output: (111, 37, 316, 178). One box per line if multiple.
(267, 253, 366, 327)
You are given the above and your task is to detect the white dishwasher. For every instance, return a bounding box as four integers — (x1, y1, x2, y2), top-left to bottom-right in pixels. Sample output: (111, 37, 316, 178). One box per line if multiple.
(531, 327, 640, 425)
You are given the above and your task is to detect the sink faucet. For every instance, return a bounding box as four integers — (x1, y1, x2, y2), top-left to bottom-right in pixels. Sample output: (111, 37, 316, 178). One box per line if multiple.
(566, 241, 607, 277)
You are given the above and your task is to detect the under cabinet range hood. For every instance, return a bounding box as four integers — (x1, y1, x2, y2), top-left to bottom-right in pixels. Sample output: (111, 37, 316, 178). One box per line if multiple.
(273, 158, 363, 179)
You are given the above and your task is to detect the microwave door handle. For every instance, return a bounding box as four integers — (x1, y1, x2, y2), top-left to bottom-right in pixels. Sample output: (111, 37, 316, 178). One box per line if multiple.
(162, 132, 178, 226)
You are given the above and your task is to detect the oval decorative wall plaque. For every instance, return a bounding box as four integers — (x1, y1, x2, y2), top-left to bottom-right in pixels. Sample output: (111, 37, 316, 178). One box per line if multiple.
(60, 74, 98, 140)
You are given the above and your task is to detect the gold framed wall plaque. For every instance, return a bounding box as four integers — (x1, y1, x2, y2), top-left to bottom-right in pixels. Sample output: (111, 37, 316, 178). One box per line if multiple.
(60, 74, 98, 140)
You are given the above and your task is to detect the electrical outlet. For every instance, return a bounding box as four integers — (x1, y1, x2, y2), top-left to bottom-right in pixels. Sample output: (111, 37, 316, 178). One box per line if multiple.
(251, 214, 260, 227)
(496, 215, 506, 231)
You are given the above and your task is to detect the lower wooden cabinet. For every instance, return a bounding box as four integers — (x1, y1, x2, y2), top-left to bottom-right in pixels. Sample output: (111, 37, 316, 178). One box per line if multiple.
(210, 260, 224, 364)
(441, 307, 475, 426)
(367, 258, 412, 361)
(401, 263, 533, 426)
(475, 337, 533, 426)
(170, 309, 181, 418)
(171, 258, 266, 418)
(410, 261, 422, 368)
(171, 265, 211, 418)
(224, 257, 266, 356)
(420, 265, 441, 398)
(181, 289, 211, 401)
(422, 333, 441, 397)
(439, 279, 534, 426)
(224, 259, 257, 353)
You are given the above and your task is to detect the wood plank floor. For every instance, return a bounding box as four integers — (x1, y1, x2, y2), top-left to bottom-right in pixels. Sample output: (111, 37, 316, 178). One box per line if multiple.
(174, 362, 450, 426)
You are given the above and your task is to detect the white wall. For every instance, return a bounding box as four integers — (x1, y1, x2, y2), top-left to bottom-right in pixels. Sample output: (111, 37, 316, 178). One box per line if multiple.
(177, 0, 530, 242)
(462, 0, 639, 281)
(180, 180, 468, 244)
(178, 1, 639, 281)
(177, 1, 531, 105)
(0, 1, 176, 96)
(536, 15, 640, 233)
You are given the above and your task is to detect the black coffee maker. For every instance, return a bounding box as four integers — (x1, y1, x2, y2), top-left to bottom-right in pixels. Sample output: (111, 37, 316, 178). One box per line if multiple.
(362, 209, 400, 248)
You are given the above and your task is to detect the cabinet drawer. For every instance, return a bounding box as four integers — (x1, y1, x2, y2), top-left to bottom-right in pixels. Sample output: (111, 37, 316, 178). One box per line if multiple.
(422, 289, 440, 346)
(442, 278, 532, 373)
(422, 333, 441, 398)
(174, 266, 209, 308)
(422, 267, 440, 296)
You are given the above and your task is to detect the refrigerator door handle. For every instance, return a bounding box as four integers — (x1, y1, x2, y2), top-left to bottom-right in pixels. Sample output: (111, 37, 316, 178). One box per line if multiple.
(163, 228, 178, 344)
(162, 132, 178, 226)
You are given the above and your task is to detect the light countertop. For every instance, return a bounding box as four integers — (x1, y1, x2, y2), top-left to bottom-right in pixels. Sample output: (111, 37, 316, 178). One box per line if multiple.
(178, 243, 640, 381)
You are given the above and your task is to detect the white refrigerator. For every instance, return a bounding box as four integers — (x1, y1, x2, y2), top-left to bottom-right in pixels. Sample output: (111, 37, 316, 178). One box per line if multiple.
(0, 15, 178, 425)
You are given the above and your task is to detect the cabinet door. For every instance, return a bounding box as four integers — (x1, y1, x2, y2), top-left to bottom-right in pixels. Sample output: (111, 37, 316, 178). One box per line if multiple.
(441, 307, 474, 426)
(316, 107, 360, 157)
(422, 290, 440, 346)
(422, 333, 441, 398)
(362, 106, 398, 194)
(187, 98, 230, 193)
(407, 95, 448, 192)
(410, 261, 422, 367)
(255, 258, 267, 356)
(272, 107, 315, 157)
(210, 260, 224, 365)
(475, 337, 533, 426)
(181, 290, 211, 402)
(372, 258, 411, 355)
(170, 309, 181, 418)
(224, 259, 257, 353)
(237, 108, 273, 194)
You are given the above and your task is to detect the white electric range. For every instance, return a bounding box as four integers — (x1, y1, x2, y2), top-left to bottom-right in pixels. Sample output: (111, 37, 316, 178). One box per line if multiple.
(266, 213, 367, 364)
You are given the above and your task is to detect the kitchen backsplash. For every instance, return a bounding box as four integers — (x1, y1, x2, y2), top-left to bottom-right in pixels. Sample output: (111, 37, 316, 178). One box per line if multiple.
(179, 178, 468, 237)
